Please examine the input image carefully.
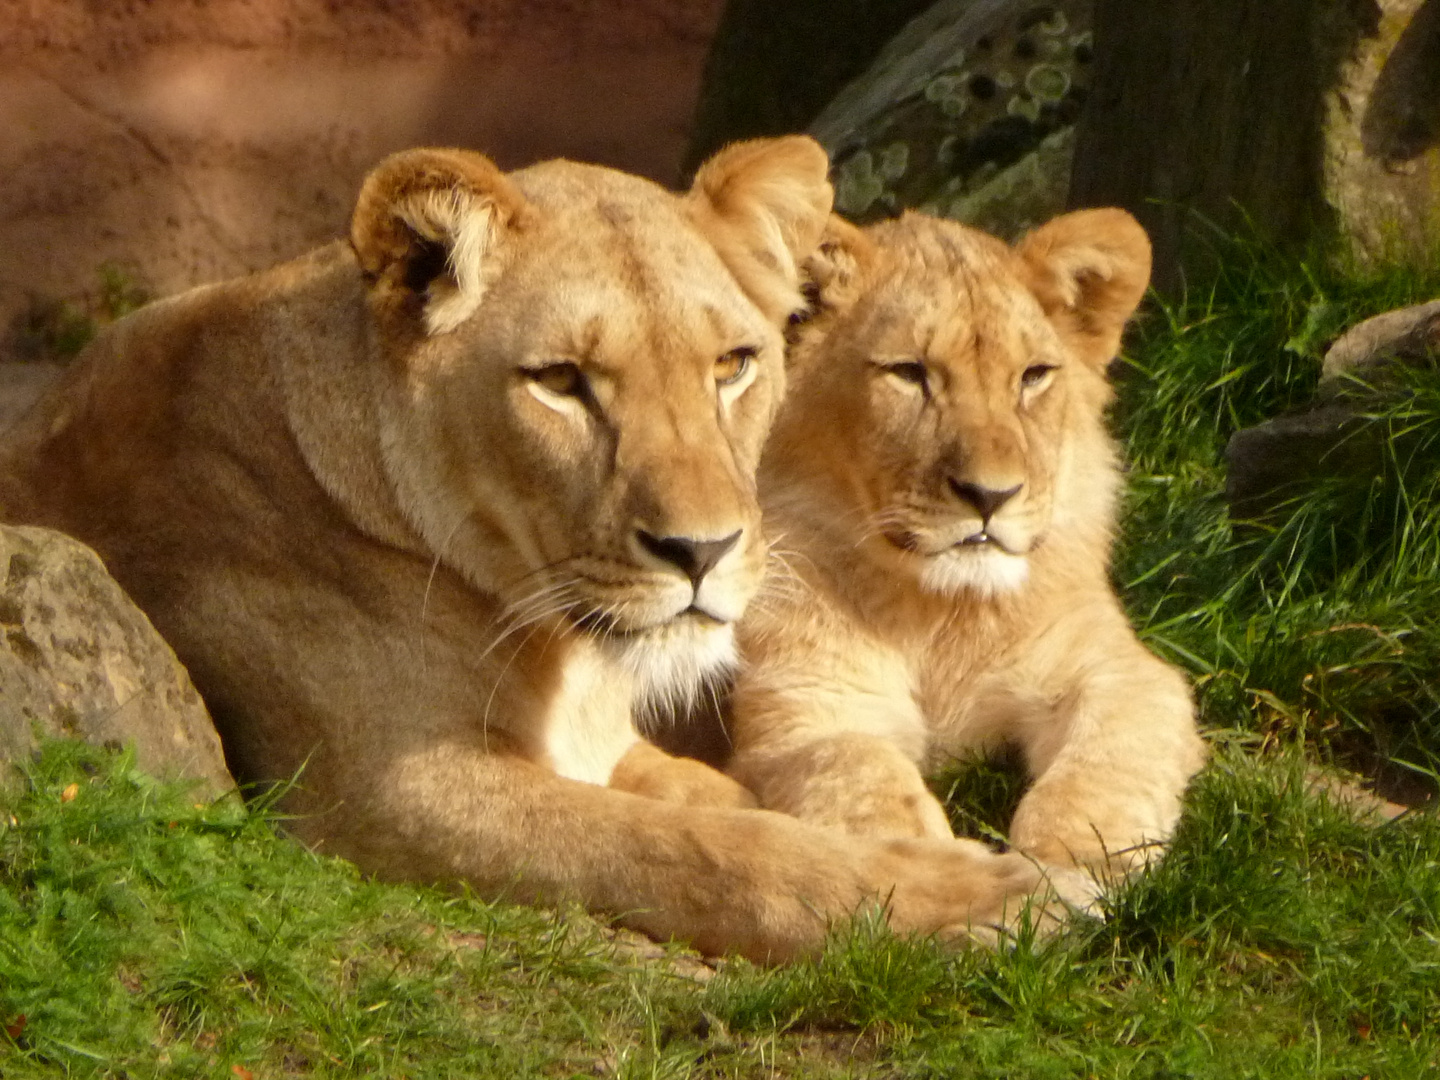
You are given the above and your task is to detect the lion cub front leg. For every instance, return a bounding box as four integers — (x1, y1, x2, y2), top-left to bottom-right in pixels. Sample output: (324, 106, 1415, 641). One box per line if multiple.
(609, 741, 759, 809)
(1007, 653, 1206, 875)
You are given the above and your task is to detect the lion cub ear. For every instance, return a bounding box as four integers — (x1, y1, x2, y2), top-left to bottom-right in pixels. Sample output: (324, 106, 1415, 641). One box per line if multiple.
(1016, 208, 1152, 369)
(798, 215, 874, 319)
(351, 148, 532, 336)
(687, 135, 835, 324)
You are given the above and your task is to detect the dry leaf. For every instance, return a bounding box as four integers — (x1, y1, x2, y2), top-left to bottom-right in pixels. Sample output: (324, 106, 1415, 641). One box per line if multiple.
(4, 1013, 27, 1040)
(60, 783, 79, 803)
(231, 1065, 255, 1080)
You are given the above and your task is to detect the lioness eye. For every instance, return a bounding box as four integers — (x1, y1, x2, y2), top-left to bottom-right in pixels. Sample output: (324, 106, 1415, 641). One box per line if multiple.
(883, 360, 929, 390)
(525, 362, 586, 398)
(1021, 363, 1057, 388)
(715, 347, 756, 386)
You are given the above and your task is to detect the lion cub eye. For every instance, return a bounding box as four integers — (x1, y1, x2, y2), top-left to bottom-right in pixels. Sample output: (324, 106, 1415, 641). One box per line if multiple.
(523, 362, 587, 398)
(881, 360, 930, 392)
(715, 347, 756, 386)
(1021, 363, 1057, 389)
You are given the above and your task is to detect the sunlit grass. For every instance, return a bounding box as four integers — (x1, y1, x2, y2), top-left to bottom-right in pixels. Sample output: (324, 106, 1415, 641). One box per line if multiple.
(5, 740, 1438, 1078)
(0, 743, 728, 1078)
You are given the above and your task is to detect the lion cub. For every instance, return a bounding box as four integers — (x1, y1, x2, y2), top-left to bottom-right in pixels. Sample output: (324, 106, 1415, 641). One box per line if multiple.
(728, 209, 1206, 875)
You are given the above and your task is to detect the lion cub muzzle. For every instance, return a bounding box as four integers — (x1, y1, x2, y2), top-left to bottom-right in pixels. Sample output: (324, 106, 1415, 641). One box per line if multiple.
(947, 477, 1023, 543)
(890, 433, 1038, 597)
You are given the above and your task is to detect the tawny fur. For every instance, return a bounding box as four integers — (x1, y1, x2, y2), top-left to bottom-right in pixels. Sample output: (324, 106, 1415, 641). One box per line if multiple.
(728, 209, 1208, 877)
(0, 144, 1081, 962)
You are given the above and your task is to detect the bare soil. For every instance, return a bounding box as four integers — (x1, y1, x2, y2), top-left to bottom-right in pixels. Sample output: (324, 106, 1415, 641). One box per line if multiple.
(0, 0, 725, 362)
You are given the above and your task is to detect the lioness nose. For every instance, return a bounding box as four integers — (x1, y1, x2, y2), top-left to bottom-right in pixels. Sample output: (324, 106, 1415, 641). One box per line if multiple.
(948, 478, 1022, 521)
(637, 529, 742, 585)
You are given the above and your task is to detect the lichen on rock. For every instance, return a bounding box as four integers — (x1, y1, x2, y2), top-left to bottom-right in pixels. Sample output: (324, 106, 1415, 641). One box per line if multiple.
(811, 0, 1093, 238)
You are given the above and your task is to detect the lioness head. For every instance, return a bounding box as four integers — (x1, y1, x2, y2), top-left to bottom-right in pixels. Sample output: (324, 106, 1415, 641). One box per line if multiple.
(346, 140, 831, 698)
(768, 209, 1150, 598)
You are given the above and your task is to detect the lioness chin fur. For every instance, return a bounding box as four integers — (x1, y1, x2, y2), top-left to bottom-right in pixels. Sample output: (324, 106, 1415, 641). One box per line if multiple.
(728, 209, 1207, 877)
(0, 143, 1079, 962)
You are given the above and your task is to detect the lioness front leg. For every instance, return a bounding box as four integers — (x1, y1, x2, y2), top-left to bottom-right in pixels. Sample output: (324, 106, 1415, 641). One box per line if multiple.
(727, 674, 955, 841)
(337, 747, 1083, 962)
(608, 740, 758, 809)
(1007, 654, 1206, 875)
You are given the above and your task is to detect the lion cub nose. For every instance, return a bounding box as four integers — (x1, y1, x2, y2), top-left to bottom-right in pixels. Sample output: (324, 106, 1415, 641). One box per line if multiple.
(948, 478, 1022, 521)
(637, 529, 742, 585)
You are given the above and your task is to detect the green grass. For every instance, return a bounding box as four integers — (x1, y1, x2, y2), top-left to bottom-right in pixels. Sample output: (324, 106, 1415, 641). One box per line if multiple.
(5, 240, 1440, 1076)
(0, 742, 749, 1079)
(1113, 235, 1440, 793)
(4, 740, 1437, 1077)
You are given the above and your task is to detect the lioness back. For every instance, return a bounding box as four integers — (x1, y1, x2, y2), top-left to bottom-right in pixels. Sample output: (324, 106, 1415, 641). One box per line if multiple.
(728, 209, 1206, 875)
(0, 144, 1090, 962)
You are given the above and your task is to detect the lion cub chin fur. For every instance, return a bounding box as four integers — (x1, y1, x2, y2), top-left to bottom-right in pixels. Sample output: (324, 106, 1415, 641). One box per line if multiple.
(918, 545, 1030, 598)
(727, 208, 1207, 879)
(0, 142, 1088, 963)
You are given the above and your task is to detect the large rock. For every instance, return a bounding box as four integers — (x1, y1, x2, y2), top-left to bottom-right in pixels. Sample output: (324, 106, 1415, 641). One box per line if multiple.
(810, 0, 1094, 238)
(0, 524, 233, 795)
(1224, 404, 1380, 520)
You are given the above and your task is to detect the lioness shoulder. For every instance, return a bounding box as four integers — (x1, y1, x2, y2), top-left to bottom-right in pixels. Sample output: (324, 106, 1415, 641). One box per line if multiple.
(728, 208, 1207, 875)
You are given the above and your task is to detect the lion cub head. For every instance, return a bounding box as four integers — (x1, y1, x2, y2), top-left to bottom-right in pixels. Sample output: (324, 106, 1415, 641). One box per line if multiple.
(767, 209, 1150, 598)
(343, 140, 831, 699)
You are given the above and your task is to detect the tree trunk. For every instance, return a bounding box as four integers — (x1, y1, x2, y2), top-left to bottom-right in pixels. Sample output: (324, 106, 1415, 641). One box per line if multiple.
(1069, 0, 1382, 292)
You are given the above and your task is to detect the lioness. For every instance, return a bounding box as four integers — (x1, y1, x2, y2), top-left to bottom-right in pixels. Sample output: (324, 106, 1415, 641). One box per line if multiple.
(0, 142, 1078, 961)
(728, 209, 1207, 874)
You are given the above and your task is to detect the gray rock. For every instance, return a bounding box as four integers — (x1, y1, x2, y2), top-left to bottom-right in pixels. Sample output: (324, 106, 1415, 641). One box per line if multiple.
(1225, 404, 1380, 521)
(1360, 0, 1440, 169)
(0, 524, 233, 795)
(1226, 299, 1440, 519)
(1320, 298, 1440, 384)
(810, 0, 1093, 238)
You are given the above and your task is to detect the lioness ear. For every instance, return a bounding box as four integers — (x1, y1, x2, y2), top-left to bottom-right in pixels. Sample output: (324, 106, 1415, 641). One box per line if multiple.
(1016, 208, 1152, 369)
(351, 148, 532, 336)
(687, 135, 834, 323)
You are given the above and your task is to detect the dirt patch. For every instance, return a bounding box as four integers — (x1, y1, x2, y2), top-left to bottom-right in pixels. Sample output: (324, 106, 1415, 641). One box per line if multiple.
(0, 0, 725, 361)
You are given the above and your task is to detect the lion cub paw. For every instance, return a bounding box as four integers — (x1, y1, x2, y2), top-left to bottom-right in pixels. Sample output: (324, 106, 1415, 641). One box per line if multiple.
(871, 839, 1101, 947)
